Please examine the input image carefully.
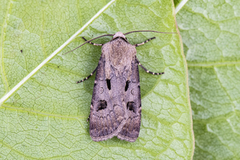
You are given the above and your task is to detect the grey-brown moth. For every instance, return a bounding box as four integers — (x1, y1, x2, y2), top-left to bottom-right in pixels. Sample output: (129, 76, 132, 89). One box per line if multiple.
(73, 30, 175, 142)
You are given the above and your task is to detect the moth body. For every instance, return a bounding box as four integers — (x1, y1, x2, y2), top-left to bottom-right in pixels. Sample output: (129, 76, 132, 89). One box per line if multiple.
(90, 32, 141, 142)
(77, 31, 165, 142)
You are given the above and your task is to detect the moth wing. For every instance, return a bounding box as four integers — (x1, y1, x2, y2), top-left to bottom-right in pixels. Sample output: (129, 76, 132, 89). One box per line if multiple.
(117, 58, 141, 142)
(89, 49, 128, 142)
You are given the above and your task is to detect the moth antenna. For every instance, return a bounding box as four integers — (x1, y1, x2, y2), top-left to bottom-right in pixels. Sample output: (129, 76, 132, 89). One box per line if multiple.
(124, 30, 177, 35)
(62, 34, 114, 55)
(134, 37, 156, 47)
(136, 58, 164, 75)
(82, 37, 103, 46)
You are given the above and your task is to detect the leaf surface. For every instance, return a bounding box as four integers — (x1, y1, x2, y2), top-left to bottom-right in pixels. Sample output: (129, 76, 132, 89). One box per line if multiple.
(177, 0, 240, 159)
(0, 0, 193, 159)
(174, 0, 183, 7)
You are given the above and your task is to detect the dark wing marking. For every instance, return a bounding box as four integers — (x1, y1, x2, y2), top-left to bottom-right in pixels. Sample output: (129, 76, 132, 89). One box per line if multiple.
(117, 58, 141, 142)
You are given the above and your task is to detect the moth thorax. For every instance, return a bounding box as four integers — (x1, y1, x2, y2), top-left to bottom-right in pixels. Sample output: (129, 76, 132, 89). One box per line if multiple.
(111, 41, 127, 65)
(113, 32, 126, 39)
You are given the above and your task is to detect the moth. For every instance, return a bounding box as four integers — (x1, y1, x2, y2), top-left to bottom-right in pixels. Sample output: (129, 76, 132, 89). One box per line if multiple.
(74, 30, 174, 142)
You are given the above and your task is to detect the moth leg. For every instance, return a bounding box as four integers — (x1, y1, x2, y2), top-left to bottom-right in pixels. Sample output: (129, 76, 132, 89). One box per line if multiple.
(77, 67, 97, 83)
(136, 58, 164, 75)
(134, 37, 156, 47)
(82, 37, 103, 46)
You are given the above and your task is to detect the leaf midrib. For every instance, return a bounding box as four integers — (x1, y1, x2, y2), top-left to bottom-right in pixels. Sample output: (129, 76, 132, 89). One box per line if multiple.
(0, 0, 116, 105)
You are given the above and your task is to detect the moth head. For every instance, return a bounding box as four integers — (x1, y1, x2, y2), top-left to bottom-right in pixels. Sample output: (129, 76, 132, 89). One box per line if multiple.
(113, 32, 126, 40)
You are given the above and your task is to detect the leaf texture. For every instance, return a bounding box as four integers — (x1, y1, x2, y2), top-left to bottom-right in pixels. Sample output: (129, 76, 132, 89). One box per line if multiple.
(0, 0, 193, 159)
(177, 0, 240, 159)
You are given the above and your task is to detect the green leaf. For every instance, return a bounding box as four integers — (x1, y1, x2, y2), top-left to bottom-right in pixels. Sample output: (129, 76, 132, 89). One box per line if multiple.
(174, 0, 183, 7)
(177, 0, 240, 159)
(174, 0, 188, 14)
(0, 0, 193, 159)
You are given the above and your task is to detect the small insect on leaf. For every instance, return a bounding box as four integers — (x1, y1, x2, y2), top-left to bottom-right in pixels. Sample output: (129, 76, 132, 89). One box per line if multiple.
(69, 30, 176, 142)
